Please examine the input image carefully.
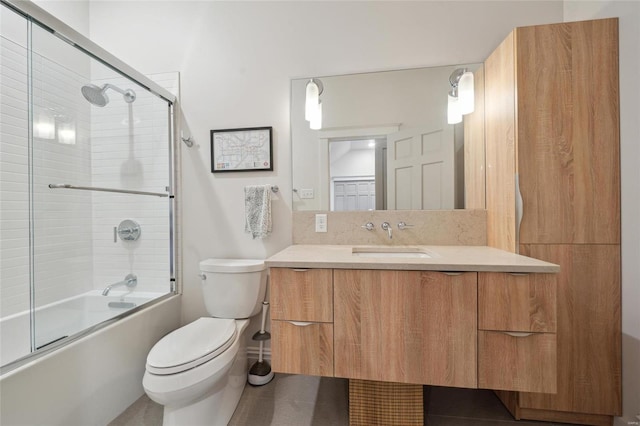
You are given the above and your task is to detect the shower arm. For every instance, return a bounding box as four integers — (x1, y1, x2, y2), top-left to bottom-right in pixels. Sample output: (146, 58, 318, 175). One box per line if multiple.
(102, 84, 136, 103)
(102, 83, 128, 96)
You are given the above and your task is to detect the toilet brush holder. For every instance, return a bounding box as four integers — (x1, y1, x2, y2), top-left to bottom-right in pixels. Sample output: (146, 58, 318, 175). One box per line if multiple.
(248, 301, 274, 386)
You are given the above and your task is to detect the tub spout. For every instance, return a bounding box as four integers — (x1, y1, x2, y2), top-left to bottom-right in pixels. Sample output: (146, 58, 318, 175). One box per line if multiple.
(102, 273, 137, 296)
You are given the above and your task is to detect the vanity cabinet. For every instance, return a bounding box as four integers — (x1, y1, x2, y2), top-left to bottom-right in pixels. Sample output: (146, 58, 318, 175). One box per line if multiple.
(333, 270, 477, 388)
(270, 266, 557, 395)
(477, 272, 557, 393)
(484, 18, 621, 425)
(270, 268, 334, 376)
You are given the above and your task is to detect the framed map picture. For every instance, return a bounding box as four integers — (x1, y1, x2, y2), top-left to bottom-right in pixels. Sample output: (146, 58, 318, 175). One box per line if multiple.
(210, 126, 273, 172)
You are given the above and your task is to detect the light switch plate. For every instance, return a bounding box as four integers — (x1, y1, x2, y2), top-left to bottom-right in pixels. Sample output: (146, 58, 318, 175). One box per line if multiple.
(315, 214, 327, 232)
(299, 188, 314, 199)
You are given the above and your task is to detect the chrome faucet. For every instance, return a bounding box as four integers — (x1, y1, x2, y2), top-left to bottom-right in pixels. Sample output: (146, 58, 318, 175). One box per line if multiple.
(381, 222, 392, 239)
(102, 273, 137, 296)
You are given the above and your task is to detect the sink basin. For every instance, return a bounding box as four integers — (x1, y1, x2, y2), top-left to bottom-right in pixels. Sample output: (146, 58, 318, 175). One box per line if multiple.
(352, 247, 433, 259)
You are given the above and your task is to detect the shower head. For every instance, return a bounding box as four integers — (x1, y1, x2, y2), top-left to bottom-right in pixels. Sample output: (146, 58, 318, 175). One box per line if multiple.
(81, 83, 136, 107)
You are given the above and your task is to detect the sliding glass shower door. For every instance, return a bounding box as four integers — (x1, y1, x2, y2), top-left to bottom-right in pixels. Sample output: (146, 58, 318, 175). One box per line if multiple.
(1, 1, 176, 368)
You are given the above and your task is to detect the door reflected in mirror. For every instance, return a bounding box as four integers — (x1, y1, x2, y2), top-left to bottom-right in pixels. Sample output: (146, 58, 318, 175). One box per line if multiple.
(291, 64, 485, 212)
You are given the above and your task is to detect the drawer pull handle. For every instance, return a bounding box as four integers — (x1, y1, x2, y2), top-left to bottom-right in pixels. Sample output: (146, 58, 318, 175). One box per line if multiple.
(509, 272, 529, 276)
(442, 272, 463, 276)
(288, 321, 313, 327)
(504, 332, 534, 337)
(291, 268, 309, 272)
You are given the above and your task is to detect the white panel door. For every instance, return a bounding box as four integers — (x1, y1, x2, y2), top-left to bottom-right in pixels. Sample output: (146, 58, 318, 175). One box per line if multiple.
(387, 125, 455, 209)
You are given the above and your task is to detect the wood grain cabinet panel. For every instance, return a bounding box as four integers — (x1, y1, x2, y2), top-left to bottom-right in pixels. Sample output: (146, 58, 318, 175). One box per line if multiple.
(270, 268, 333, 322)
(516, 20, 620, 245)
(518, 244, 621, 416)
(479, 272, 556, 333)
(484, 17, 621, 424)
(484, 30, 517, 252)
(271, 320, 333, 377)
(333, 270, 477, 388)
(478, 330, 557, 393)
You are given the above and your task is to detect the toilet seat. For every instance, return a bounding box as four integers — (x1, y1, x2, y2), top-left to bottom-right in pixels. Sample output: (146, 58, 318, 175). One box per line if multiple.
(146, 317, 237, 375)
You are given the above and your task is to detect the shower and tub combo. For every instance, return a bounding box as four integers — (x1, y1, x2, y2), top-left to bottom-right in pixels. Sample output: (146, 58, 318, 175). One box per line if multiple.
(0, 1, 182, 424)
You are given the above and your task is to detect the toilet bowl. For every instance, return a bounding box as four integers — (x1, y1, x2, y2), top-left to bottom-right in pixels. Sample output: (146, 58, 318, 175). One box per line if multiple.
(143, 259, 267, 426)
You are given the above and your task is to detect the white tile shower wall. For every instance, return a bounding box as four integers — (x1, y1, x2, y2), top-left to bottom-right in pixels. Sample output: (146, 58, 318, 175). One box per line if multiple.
(90, 72, 178, 294)
(1, 37, 30, 317)
(1, 36, 93, 317)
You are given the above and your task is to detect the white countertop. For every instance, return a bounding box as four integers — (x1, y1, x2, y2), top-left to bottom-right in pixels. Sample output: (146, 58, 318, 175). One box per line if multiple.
(265, 245, 560, 273)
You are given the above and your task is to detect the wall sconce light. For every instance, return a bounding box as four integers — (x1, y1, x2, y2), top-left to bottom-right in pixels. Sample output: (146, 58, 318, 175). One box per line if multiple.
(305, 78, 323, 130)
(447, 68, 474, 124)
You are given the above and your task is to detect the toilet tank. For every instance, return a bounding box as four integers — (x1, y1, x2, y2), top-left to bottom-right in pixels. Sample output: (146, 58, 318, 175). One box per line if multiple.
(199, 259, 267, 319)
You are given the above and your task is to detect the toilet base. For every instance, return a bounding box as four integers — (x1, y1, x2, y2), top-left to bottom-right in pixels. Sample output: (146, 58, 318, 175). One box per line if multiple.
(161, 337, 248, 426)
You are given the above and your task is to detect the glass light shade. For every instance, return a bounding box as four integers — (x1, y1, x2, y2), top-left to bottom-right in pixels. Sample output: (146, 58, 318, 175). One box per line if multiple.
(458, 71, 475, 115)
(447, 95, 462, 124)
(309, 101, 322, 130)
(305, 79, 319, 122)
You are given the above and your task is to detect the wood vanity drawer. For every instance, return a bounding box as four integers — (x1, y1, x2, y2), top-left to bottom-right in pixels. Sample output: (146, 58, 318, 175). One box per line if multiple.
(271, 320, 334, 377)
(478, 272, 556, 332)
(478, 330, 557, 393)
(270, 268, 333, 322)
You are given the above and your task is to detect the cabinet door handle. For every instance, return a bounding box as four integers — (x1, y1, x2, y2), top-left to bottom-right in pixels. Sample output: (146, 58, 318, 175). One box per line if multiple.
(291, 268, 309, 272)
(442, 272, 463, 276)
(504, 332, 534, 337)
(509, 272, 529, 276)
(288, 321, 313, 327)
(515, 173, 523, 251)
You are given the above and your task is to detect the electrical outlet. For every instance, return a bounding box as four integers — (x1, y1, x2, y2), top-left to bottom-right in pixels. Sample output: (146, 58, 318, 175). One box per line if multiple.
(299, 188, 314, 199)
(315, 214, 327, 233)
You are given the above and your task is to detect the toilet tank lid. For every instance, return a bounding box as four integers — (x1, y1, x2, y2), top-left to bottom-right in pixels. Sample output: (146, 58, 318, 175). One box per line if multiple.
(200, 258, 265, 273)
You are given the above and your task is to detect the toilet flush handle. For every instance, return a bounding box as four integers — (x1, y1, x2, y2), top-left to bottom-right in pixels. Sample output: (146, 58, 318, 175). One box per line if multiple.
(198, 273, 206, 280)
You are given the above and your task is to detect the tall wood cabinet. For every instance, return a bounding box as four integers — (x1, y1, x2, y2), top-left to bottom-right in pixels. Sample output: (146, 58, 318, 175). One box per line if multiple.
(484, 18, 621, 426)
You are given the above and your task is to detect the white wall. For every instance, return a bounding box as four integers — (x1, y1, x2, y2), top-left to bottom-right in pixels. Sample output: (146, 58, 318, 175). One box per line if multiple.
(563, 2, 640, 424)
(86, 1, 565, 326)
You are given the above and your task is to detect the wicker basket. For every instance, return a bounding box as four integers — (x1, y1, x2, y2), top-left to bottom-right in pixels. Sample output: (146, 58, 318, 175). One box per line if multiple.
(349, 379, 424, 425)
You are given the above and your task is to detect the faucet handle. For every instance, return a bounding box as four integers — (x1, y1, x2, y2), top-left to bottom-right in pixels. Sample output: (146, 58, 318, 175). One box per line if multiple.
(381, 222, 393, 239)
(397, 221, 414, 230)
(361, 222, 375, 231)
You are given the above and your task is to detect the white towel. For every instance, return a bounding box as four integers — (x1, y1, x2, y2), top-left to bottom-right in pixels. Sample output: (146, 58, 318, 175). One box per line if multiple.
(244, 185, 272, 239)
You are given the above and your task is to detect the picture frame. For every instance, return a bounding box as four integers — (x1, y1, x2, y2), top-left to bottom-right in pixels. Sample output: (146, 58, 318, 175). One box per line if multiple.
(210, 126, 273, 173)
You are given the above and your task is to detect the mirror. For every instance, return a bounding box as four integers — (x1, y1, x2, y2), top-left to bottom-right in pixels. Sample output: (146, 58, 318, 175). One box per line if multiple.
(291, 63, 485, 211)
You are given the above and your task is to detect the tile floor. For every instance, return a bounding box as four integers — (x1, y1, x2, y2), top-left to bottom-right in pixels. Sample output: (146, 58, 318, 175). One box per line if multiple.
(109, 374, 574, 426)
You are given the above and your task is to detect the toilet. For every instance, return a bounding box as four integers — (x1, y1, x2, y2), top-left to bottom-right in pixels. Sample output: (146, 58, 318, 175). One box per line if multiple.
(143, 258, 267, 426)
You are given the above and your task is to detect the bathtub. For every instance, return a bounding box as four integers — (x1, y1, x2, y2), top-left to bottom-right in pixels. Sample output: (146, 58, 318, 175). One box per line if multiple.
(0, 290, 168, 368)
(0, 293, 181, 426)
